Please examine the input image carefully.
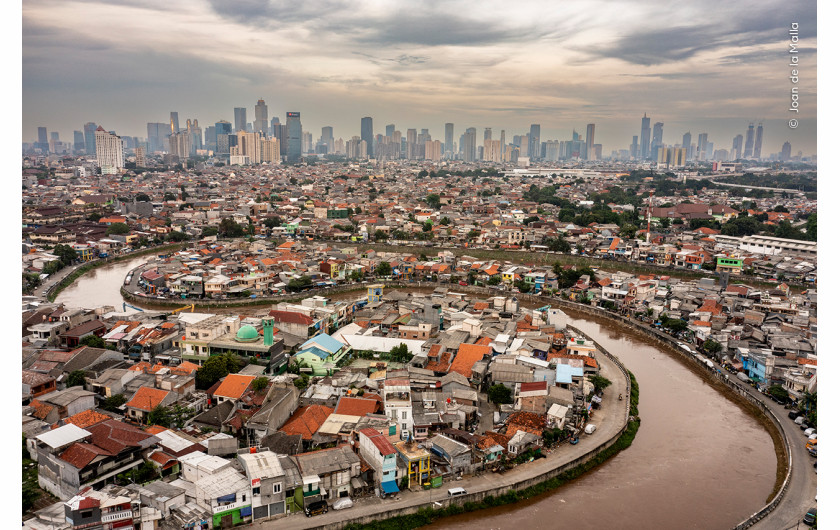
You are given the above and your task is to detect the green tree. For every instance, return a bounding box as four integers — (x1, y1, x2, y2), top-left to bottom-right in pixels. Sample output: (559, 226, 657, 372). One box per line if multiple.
(805, 212, 817, 241)
(106, 222, 130, 235)
(135, 193, 151, 202)
(374, 229, 388, 241)
(201, 226, 218, 237)
(294, 373, 310, 390)
(148, 405, 172, 426)
(163, 192, 176, 201)
(67, 370, 87, 388)
(488, 384, 513, 404)
(703, 339, 723, 356)
(440, 216, 451, 226)
(287, 277, 313, 292)
(588, 375, 612, 394)
(487, 275, 502, 285)
(387, 343, 413, 363)
(376, 262, 392, 276)
(426, 193, 441, 210)
(79, 334, 106, 349)
(219, 218, 245, 238)
(167, 230, 190, 242)
(467, 229, 481, 241)
(101, 394, 127, 412)
(196, 352, 240, 390)
(252, 377, 270, 392)
(767, 384, 790, 403)
(53, 244, 79, 266)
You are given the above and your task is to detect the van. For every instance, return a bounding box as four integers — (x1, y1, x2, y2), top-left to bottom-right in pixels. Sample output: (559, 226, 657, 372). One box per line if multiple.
(448, 487, 467, 498)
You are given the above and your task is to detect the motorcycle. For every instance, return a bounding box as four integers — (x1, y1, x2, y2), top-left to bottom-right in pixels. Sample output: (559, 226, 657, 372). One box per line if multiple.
(618, 394, 623, 401)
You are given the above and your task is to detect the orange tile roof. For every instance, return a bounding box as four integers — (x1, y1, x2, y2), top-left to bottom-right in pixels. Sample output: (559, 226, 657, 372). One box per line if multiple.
(474, 336, 493, 346)
(280, 404, 333, 440)
(449, 343, 490, 378)
(171, 361, 200, 375)
(506, 411, 546, 437)
(473, 302, 489, 311)
(126, 387, 171, 412)
(53, 409, 110, 430)
(30, 399, 56, 420)
(214, 374, 256, 400)
(334, 396, 379, 417)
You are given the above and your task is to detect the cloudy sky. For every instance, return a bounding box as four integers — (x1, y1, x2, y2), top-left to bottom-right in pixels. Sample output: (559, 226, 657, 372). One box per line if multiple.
(22, 0, 817, 155)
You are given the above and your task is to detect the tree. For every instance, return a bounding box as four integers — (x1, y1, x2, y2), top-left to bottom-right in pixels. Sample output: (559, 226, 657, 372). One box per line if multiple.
(545, 236, 571, 253)
(376, 262, 392, 276)
(387, 343, 413, 363)
(101, 394, 127, 412)
(767, 384, 790, 404)
(53, 244, 78, 266)
(440, 216, 451, 226)
(287, 277, 313, 292)
(703, 339, 723, 356)
(196, 353, 240, 390)
(467, 229, 481, 241)
(425, 193, 441, 210)
(106, 222, 131, 235)
(79, 334, 106, 349)
(135, 193, 151, 202)
(588, 375, 612, 394)
(374, 229, 388, 241)
(201, 226, 218, 237)
(805, 212, 817, 241)
(487, 275, 502, 285)
(67, 370, 87, 388)
(294, 373, 310, 391)
(167, 230, 190, 242)
(148, 405, 172, 426)
(219, 218, 245, 238)
(163, 192, 177, 201)
(252, 377, 270, 392)
(488, 384, 513, 405)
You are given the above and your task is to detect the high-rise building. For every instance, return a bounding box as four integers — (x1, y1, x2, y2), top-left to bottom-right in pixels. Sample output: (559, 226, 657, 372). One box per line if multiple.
(682, 132, 691, 150)
(254, 99, 269, 135)
(215, 121, 232, 154)
(168, 131, 192, 160)
(640, 114, 651, 159)
(780, 141, 792, 161)
(385, 124, 395, 138)
(273, 123, 283, 141)
(500, 130, 506, 158)
(361, 117, 374, 157)
(286, 112, 302, 162)
(630, 136, 639, 159)
(484, 128, 492, 141)
(204, 126, 217, 150)
(320, 126, 334, 154)
(73, 131, 85, 153)
(94, 126, 124, 173)
(697, 133, 709, 161)
(36, 127, 48, 151)
(651, 122, 664, 161)
(406, 128, 417, 159)
(146, 123, 168, 152)
(528, 124, 540, 161)
(234, 107, 247, 132)
(753, 123, 764, 159)
(444, 123, 454, 159)
(170, 112, 180, 135)
(270, 116, 280, 136)
(463, 128, 477, 162)
(743, 123, 755, 158)
(585, 124, 595, 160)
(731, 134, 743, 160)
(83, 122, 97, 155)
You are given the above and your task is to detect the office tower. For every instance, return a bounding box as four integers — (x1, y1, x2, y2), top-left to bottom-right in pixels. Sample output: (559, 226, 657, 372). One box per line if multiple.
(732, 134, 743, 160)
(254, 99, 269, 135)
(135, 145, 146, 167)
(528, 124, 540, 161)
(640, 114, 651, 159)
(385, 123, 395, 138)
(463, 128, 477, 162)
(753, 123, 763, 159)
(73, 131, 85, 153)
(273, 123, 283, 142)
(320, 126, 333, 151)
(286, 112, 302, 162)
(94, 126, 124, 172)
(302, 131, 312, 154)
(270, 116, 280, 136)
(585, 124, 595, 160)
(169, 131, 192, 159)
(215, 121, 232, 154)
(630, 136, 639, 159)
(651, 122, 664, 161)
(780, 141, 791, 161)
(697, 133, 708, 161)
(593, 144, 602, 160)
(205, 126, 217, 150)
(544, 140, 560, 162)
(186, 119, 202, 153)
(743, 123, 755, 158)
(484, 128, 492, 141)
(170, 112, 180, 134)
(500, 130, 506, 158)
(483, 138, 501, 162)
(405, 128, 417, 159)
(682, 132, 691, 150)
(361, 117, 374, 157)
(234, 107, 247, 132)
(82, 122, 97, 155)
(444, 123, 454, 159)
(36, 127, 48, 151)
(706, 141, 714, 160)
(49, 131, 59, 153)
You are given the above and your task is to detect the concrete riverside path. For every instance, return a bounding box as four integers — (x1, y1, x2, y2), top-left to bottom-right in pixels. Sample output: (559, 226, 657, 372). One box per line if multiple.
(258, 346, 629, 530)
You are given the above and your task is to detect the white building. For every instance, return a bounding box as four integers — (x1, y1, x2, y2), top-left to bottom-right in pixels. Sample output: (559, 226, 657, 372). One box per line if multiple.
(94, 126, 125, 173)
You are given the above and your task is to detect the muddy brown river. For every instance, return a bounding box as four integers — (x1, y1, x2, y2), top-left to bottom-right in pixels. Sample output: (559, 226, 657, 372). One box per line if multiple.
(57, 264, 777, 528)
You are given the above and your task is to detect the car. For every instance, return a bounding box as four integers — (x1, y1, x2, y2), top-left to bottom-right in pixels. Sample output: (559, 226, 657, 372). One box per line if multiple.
(332, 498, 354, 511)
(788, 410, 801, 420)
(448, 487, 467, 497)
(803, 507, 817, 526)
(803, 427, 815, 437)
(305, 500, 328, 517)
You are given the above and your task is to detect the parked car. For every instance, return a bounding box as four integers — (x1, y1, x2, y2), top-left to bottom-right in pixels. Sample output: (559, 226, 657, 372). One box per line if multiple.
(305, 500, 329, 517)
(332, 498, 354, 511)
(584, 423, 597, 435)
(788, 411, 800, 420)
(803, 507, 817, 526)
(448, 487, 467, 498)
(803, 427, 816, 437)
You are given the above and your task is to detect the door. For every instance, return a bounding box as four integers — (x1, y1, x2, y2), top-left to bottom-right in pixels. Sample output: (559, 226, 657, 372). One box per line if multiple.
(221, 514, 233, 529)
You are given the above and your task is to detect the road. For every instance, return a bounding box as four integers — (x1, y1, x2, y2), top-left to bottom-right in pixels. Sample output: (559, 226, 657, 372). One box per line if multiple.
(257, 348, 628, 529)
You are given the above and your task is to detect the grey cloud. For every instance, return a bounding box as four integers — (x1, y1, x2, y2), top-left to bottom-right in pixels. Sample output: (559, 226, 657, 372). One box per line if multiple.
(206, 0, 350, 28)
(352, 14, 543, 46)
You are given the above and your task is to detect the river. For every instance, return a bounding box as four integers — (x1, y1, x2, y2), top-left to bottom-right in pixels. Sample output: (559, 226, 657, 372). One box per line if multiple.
(54, 261, 778, 528)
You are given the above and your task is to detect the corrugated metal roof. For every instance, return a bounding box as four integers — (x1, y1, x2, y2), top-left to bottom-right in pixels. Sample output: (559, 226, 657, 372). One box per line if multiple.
(36, 423, 90, 449)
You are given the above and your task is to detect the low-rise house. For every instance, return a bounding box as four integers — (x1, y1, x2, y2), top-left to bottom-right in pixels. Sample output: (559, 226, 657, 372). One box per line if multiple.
(292, 445, 361, 501)
(357, 428, 399, 495)
(293, 333, 349, 376)
(195, 466, 252, 528)
(124, 386, 177, 424)
(245, 384, 298, 442)
(427, 433, 472, 475)
(238, 450, 287, 522)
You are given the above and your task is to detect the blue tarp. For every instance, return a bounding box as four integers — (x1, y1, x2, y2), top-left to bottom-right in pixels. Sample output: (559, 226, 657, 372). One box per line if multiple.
(217, 493, 236, 503)
(381, 481, 399, 494)
(240, 506, 252, 517)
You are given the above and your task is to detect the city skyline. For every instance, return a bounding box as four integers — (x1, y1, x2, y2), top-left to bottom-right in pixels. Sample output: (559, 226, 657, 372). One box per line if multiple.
(22, 0, 816, 153)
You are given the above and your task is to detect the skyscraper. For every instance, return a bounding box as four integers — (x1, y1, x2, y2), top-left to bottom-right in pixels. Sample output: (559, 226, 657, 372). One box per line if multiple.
(215, 121, 232, 154)
(84, 122, 97, 155)
(444, 123, 454, 159)
(254, 99, 268, 135)
(682, 132, 691, 149)
(484, 128, 492, 141)
(463, 128, 477, 162)
(385, 123, 395, 138)
(406, 128, 417, 159)
(697, 133, 709, 161)
(780, 141, 791, 161)
(651, 122, 664, 161)
(37, 127, 48, 150)
(320, 126, 333, 145)
(585, 124, 595, 160)
(73, 131, 85, 153)
(94, 126, 124, 172)
(528, 124, 540, 161)
(743, 123, 755, 158)
(234, 107, 247, 132)
(270, 116, 280, 136)
(361, 117, 374, 157)
(732, 134, 743, 160)
(640, 114, 651, 159)
(170, 112, 180, 135)
(753, 123, 764, 159)
(286, 112, 302, 162)
(631, 135, 639, 159)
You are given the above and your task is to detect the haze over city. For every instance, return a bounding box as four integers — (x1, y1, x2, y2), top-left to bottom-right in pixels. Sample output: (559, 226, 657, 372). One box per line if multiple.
(23, 0, 816, 154)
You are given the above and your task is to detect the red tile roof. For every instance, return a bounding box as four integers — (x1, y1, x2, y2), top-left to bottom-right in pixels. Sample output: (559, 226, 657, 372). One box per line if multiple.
(60, 442, 110, 469)
(506, 411, 546, 437)
(269, 310, 314, 326)
(53, 409, 110, 430)
(334, 396, 379, 417)
(280, 405, 333, 440)
(449, 343, 490, 378)
(86, 419, 157, 454)
(214, 374, 256, 400)
(126, 387, 170, 412)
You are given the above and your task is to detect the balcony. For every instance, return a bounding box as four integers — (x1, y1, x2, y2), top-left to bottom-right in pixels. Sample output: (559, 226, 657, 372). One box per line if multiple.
(102, 509, 133, 523)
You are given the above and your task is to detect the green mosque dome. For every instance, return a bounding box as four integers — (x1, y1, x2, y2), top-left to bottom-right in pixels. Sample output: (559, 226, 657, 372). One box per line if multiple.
(235, 325, 260, 342)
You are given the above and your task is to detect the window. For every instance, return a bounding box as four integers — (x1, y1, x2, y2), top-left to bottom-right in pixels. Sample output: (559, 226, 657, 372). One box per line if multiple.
(242, 494, 246, 503)
(81, 510, 92, 519)
(273, 483, 283, 495)
(401, 411, 407, 420)
(252, 487, 260, 496)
